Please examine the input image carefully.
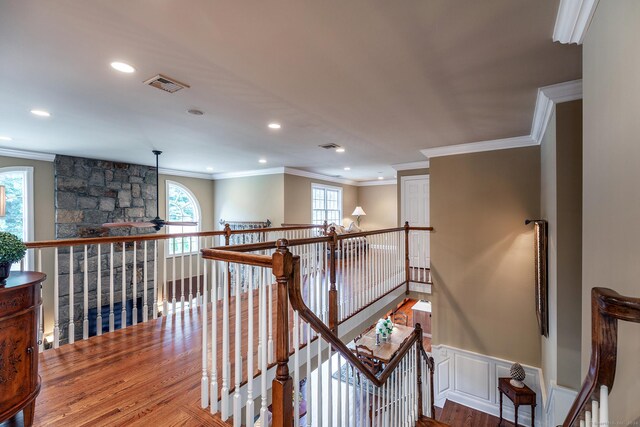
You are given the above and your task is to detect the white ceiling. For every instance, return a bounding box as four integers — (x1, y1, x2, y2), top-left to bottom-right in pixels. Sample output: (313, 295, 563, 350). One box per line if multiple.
(0, 1, 581, 181)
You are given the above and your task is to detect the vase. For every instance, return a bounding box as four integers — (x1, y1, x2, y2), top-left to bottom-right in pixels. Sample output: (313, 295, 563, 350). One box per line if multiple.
(0, 261, 11, 286)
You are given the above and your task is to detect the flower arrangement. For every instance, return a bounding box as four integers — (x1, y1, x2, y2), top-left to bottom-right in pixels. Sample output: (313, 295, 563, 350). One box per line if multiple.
(376, 317, 394, 339)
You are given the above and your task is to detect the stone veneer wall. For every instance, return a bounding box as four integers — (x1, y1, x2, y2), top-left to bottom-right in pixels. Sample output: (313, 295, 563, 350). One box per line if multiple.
(54, 155, 157, 343)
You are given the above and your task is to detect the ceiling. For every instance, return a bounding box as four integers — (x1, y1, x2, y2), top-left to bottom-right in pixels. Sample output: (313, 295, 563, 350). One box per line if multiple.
(0, 1, 581, 181)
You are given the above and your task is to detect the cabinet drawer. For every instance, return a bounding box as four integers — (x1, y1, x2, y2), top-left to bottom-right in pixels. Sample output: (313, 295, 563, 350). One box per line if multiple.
(0, 286, 36, 319)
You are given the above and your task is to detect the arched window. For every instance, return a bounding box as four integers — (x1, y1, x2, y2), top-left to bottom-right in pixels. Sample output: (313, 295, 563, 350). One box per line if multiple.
(0, 166, 34, 269)
(166, 180, 200, 256)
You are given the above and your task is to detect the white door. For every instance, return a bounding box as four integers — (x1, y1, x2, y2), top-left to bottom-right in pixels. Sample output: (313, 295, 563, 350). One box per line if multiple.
(401, 175, 430, 268)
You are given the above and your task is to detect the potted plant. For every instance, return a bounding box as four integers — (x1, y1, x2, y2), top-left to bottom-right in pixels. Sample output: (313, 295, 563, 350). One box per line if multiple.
(0, 231, 26, 285)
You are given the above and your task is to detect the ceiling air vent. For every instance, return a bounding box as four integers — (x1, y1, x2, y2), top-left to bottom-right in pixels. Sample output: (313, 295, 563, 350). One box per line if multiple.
(319, 143, 340, 150)
(143, 74, 190, 93)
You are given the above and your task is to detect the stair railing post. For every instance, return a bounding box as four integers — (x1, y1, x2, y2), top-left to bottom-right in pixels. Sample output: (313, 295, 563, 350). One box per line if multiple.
(271, 239, 294, 427)
(405, 221, 410, 295)
(224, 224, 232, 297)
(429, 354, 436, 418)
(328, 226, 338, 334)
(416, 323, 423, 419)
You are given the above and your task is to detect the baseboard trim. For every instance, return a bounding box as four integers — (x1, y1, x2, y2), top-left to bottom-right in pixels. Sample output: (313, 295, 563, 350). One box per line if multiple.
(432, 344, 543, 427)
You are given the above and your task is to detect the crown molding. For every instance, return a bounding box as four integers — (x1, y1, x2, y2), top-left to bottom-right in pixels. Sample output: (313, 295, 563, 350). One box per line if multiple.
(283, 167, 358, 186)
(392, 160, 430, 171)
(357, 179, 396, 187)
(158, 167, 214, 180)
(0, 147, 56, 162)
(531, 79, 583, 142)
(212, 167, 285, 180)
(553, 0, 599, 44)
(420, 135, 536, 159)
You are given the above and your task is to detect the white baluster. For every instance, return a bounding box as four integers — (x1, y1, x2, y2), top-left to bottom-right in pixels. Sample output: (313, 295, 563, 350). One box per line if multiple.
(351, 363, 356, 427)
(260, 268, 268, 424)
(121, 243, 127, 328)
(210, 260, 219, 414)
(172, 254, 176, 313)
(221, 262, 230, 421)
(109, 243, 114, 332)
(233, 264, 242, 426)
(37, 249, 44, 351)
(201, 258, 209, 409)
(600, 385, 609, 426)
(83, 245, 89, 340)
(246, 266, 255, 427)
(143, 241, 148, 322)
(53, 247, 60, 348)
(189, 251, 194, 309)
(267, 267, 274, 364)
(132, 241, 137, 325)
(97, 244, 102, 336)
(163, 242, 168, 315)
(337, 354, 342, 427)
(153, 241, 158, 320)
(180, 253, 185, 311)
(586, 410, 592, 426)
(293, 310, 300, 427)
(68, 246, 75, 344)
(592, 400, 599, 427)
(328, 352, 333, 426)
(196, 237, 201, 307)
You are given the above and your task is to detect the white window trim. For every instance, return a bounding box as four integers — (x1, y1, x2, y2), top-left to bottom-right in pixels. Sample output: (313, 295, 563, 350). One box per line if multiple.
(0, 166, 34, 270)
(311, 182, 343, 226)
(165, 180, 201, 258)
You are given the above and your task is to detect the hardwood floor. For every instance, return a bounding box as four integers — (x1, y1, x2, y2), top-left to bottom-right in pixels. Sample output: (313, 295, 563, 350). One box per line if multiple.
(435, 400, 516, 427)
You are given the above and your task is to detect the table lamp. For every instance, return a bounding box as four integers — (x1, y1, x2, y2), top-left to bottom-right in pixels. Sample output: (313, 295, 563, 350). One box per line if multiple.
(352, 206, 366, 226)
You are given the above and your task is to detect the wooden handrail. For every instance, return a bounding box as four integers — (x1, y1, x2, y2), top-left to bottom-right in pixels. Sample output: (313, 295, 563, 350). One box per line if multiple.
(200, 249, 273, 268)
(24, 224, 326, 249)
(563, 287, 640, 426)
(286, 245, 420, 387)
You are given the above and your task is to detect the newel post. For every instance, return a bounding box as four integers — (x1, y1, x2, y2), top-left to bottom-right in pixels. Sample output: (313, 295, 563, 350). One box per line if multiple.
(328, 226, 338, 334)
(415, 322, 423, 418)
(404, 221, 410, 295)
(271, 239, 294, 427)
(224, 224, 232, 296)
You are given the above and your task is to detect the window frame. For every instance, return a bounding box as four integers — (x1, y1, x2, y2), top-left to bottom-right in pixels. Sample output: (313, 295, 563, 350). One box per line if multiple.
(0, 166, 35, 270)
(164, 180, 201, 257)
(311, 183, 343, 226)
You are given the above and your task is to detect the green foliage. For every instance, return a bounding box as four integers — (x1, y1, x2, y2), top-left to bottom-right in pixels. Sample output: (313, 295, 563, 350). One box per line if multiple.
(0, 231, 26, 264)
(0, 172, 25, 239)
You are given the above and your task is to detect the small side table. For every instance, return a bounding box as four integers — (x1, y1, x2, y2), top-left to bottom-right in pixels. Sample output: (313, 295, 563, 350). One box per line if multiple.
(498, 377, 536, 427)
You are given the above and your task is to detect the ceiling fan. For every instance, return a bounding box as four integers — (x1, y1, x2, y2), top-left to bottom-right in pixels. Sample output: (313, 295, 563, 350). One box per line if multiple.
(102, 150, 198, 231)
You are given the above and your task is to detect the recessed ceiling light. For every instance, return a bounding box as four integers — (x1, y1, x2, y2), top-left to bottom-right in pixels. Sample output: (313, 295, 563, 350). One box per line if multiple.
(268, 123, 281, 129)
(110, 61, 136, 73)
(30, 109, 50, 117)
(344, 167, 351, 171)
(206, 167, 214, 171)
(335, 147, 346, 153)
(259, 159, 267, 164)
(0, 136, 12, 141)
(188, 109, 204, 116)
(378, 176, 384, 180)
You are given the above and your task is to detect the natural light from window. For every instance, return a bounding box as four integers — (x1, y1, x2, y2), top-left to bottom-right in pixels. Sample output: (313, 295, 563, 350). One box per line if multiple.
(166, 181, 200, 256)
(0, 167, 34, 269)
(312, 183, 342, 225)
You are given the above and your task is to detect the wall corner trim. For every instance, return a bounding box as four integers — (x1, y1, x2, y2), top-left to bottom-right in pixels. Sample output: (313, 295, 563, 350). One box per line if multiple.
(420, 136, 536, 159)
(531, 80, 583, 143)
(0, 147, 56, 162)
(553, 0, 600, 44)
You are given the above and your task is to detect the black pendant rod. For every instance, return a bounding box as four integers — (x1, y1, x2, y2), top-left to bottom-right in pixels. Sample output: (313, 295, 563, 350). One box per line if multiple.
(152, 150, 163, 229)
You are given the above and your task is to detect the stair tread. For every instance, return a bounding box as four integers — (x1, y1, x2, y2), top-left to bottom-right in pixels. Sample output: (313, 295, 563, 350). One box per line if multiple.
(416, 416, 451, 427)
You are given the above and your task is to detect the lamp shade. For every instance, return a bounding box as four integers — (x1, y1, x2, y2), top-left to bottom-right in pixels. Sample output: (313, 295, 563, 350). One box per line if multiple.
(0, 185, 5, 217)
(352, 206, 366, 216)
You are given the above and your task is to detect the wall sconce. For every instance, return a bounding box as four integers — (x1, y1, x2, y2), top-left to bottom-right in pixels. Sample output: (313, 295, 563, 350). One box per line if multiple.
(352, 206, 366, 226)
(525, 219, 548, 337)
(0, 185, 5, 217)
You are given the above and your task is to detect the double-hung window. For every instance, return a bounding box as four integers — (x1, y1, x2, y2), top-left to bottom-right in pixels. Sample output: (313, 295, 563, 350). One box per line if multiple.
(166, 181, 200, 256)
(311, 183, 342, 225)
(0, 167, 34, 269)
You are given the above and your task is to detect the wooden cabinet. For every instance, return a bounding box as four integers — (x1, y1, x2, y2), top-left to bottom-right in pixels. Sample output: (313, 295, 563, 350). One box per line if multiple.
(0, 272, 45, 426)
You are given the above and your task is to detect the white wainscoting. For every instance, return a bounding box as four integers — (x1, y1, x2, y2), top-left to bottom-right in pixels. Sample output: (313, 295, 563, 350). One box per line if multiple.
(432, 345, 543, 427)
(544, 381, 578, 427)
